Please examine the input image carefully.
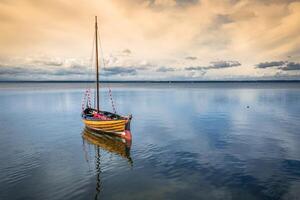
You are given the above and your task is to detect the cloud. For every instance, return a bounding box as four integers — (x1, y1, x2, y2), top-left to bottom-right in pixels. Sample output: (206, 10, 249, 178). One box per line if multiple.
(174, 0, 199, 7)
(0, 57, 93, 80)
(0, 65, 34, 75)
(185, 66, 204, 71)
(1, 0, 300, 80)
(0, 64, 88, 77)
(256, 61, 300, 71)
(51, 67, 87, 76)
(102, 67, 137, 76)
(122, 49, 131, 55)
(256, 61, 286, 68)
(209, 60, 241, 69)
(0, 55, 157, 80)
(184, 66, 206, 77)
(280, 62, 300, 71)
(185, 56, 197, 60)
(0, 60, 148, 80)
(156, 66, 175, 72)
(146, 0, 199, 9)
(185, 60, 241, 71)
(32, 59, 63, 66)
(214, 14, 234, 26)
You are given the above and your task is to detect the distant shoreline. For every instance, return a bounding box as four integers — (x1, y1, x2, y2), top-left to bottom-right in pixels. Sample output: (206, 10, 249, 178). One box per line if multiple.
(1, 80, 300, 83)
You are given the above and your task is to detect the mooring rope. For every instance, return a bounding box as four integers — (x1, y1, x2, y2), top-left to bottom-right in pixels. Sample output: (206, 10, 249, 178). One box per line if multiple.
(108, 88, 117, 114)
(81, 88, 92, 111)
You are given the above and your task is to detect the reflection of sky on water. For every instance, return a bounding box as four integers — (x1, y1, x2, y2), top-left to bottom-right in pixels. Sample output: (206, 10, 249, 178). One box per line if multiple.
(0, 83, 299, 200)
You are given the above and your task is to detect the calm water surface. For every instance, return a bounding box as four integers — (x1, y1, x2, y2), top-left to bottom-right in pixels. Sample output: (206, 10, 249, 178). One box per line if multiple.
(0, 82, 300, 200)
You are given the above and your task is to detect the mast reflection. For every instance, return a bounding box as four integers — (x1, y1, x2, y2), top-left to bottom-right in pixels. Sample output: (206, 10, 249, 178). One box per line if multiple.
(82, 128, 133, 199)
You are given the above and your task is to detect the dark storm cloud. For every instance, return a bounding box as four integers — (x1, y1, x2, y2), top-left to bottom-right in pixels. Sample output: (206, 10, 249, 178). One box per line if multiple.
(102, 67, 137, 76)
(156, 67, 175, 72)
(185, 56, 197, 60)
(280, 62, 300, 71)
(256, 61, 286, 68)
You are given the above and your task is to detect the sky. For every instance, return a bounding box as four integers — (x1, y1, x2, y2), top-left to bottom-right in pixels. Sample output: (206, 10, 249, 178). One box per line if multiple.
(0, 0, 300, 81)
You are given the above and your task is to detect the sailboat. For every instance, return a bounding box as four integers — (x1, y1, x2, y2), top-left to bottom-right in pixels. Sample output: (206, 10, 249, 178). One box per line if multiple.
(82, 16, 132, 140)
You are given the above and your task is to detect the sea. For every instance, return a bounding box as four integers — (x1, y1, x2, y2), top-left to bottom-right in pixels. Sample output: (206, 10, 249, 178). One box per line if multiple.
(0, 82, 300, 200)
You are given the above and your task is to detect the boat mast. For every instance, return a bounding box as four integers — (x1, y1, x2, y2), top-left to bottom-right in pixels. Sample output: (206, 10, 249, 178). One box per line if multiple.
(95, 16, 100, 112)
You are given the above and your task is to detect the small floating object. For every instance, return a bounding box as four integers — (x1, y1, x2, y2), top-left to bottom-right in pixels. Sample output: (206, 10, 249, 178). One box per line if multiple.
(81, 16, 132, 140)
(246, 106, 250, 108)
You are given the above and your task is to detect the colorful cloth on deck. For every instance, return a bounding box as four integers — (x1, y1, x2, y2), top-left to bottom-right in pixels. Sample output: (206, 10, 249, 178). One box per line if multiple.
(93, 113, 111, 120)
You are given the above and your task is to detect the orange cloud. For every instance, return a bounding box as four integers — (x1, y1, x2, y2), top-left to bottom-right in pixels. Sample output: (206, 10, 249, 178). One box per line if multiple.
(0, 0, 299, 80)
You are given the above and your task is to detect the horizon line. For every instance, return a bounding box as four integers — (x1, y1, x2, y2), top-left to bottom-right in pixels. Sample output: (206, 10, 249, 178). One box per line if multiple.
(1, 80, 300, 83)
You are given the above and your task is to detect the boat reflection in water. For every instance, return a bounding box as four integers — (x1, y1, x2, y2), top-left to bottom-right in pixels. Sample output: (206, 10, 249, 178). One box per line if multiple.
(81, 128, 133, 199)
(82, 127, 132, 160)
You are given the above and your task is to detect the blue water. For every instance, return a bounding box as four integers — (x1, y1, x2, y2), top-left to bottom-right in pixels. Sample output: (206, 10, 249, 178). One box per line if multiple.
(0, 82, 300, 200)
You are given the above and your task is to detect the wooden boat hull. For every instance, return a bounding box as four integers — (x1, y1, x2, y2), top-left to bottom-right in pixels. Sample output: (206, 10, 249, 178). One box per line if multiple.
(83, 119, 126, 132)
(82, 118, 131, 140)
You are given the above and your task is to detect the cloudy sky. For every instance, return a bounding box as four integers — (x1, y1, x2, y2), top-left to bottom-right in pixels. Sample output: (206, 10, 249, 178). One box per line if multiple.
(0, 0, 300, 81)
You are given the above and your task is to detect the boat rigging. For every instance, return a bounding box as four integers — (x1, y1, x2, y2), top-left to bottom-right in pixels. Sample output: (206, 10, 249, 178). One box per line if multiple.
(81, 16, 132, 140)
